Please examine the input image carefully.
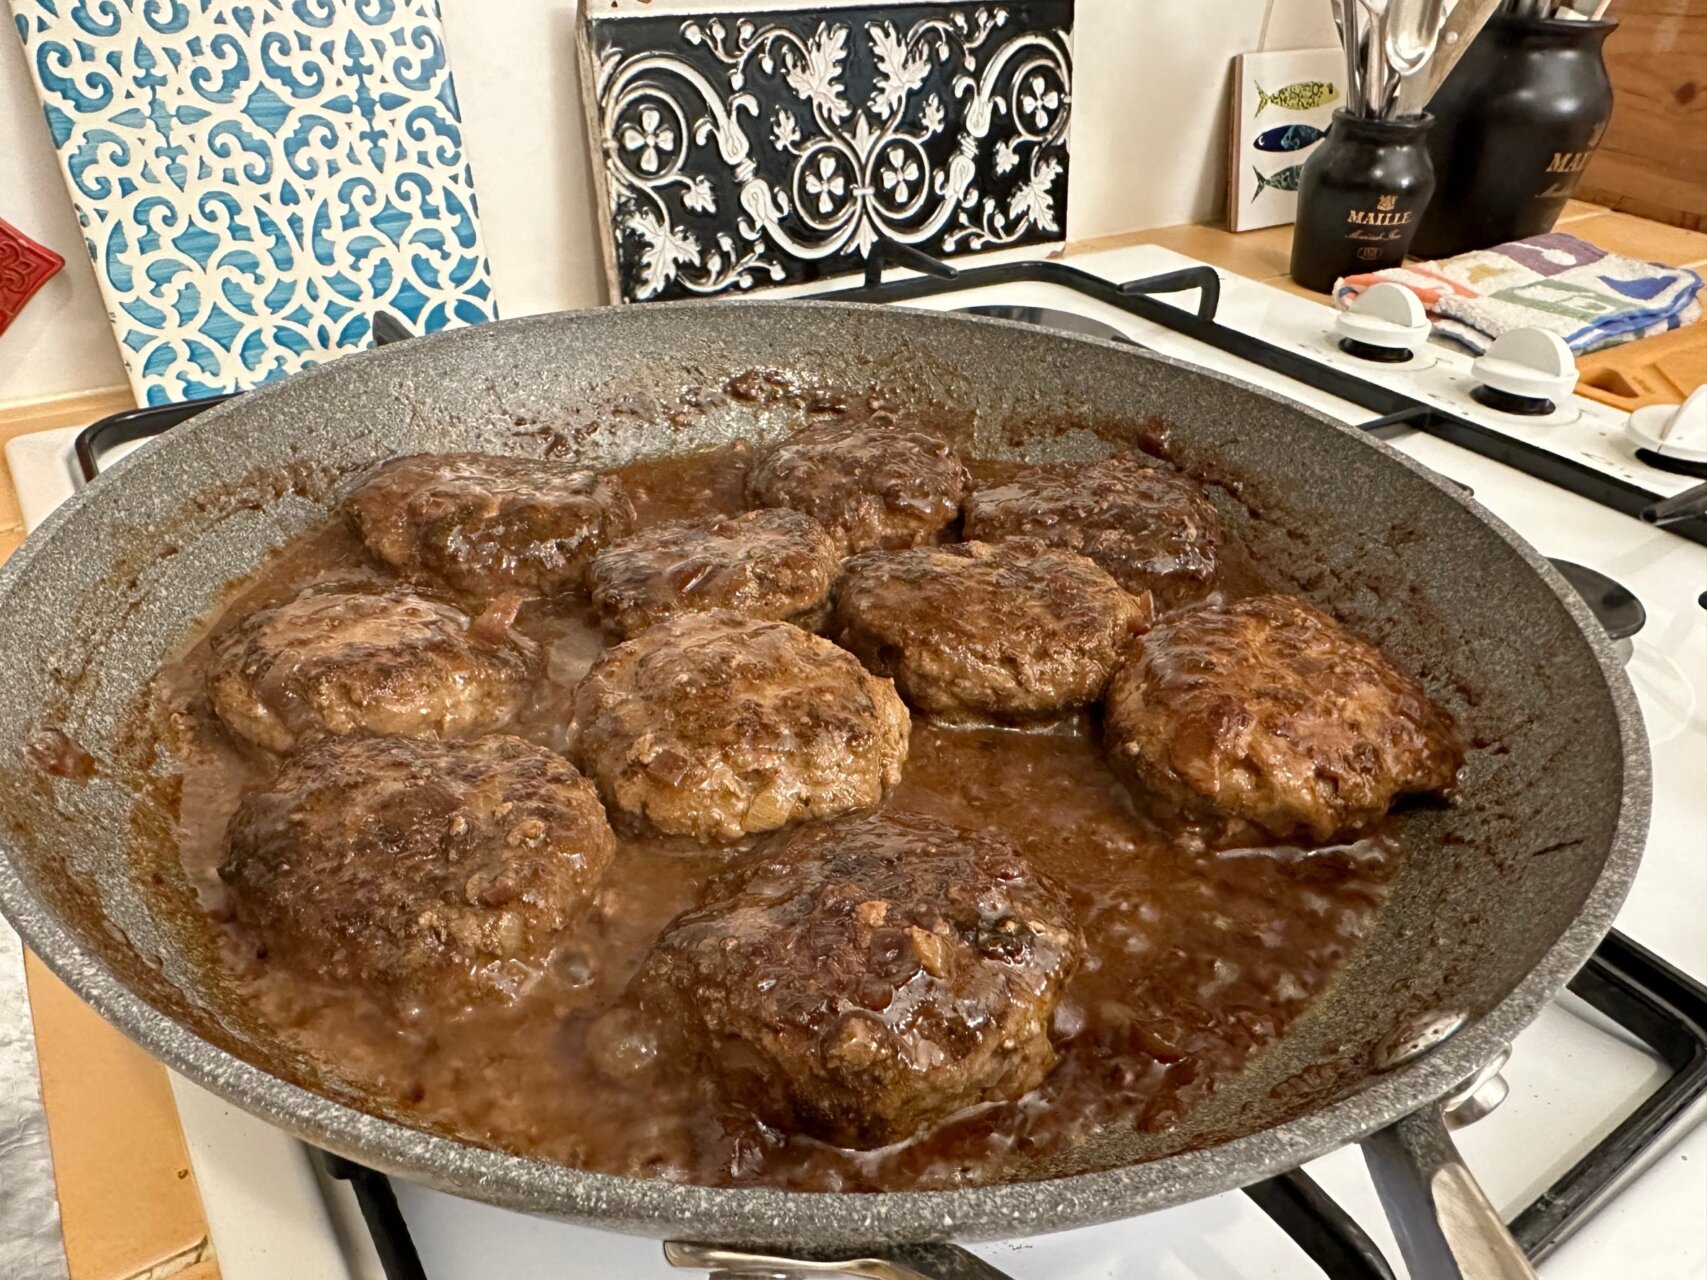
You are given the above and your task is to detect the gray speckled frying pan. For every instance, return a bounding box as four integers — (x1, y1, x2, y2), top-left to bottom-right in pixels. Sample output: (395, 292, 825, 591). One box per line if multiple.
(0, 303, 1647, 1273)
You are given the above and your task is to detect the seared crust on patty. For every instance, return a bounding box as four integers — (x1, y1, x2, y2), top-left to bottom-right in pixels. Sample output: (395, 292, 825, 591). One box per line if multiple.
(962, 454, 1220, 609)
(1103, 594, 1464, 841)
(830, 539, 1150, 721)
(746, 422, 968, 553)
(633, 810, 1084, 1147)
(346, 452, 635, 598)
(569, 611, 909, 842)
(207, 586, 535, 753)
(588, 508, 840, 638)
(222, 734, 615, 1008)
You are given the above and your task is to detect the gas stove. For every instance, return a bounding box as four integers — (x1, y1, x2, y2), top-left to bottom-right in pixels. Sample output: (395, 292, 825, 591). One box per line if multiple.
(6, 242, 1705, 1280)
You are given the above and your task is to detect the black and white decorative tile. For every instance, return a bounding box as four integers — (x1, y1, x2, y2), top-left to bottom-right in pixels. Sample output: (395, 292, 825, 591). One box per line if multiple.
(580, 0, 1074, 303)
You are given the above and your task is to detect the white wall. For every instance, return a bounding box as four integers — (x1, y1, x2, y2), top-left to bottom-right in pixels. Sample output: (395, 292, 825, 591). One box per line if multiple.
(0, 0, 1333, 407)
(0, 12, 131, 403)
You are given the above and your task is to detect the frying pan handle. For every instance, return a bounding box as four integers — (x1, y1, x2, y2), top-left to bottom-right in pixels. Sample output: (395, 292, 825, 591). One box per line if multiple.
(663, 1241, 1018, 1279)
(1641, 479, 1707, 527)
(1362, 1103, 1538, 1280)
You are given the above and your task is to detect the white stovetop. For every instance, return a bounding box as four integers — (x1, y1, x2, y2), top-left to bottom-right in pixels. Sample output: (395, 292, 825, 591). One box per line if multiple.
(9, 243, 1706, 1280)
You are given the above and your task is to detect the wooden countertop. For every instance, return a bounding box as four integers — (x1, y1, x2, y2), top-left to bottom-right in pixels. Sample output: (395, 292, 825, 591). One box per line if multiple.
(4, 203, 1706, 1280)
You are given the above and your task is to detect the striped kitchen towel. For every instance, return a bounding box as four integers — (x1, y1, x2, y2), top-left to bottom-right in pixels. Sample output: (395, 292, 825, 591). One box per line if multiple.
(1334, 232, 1703, 356)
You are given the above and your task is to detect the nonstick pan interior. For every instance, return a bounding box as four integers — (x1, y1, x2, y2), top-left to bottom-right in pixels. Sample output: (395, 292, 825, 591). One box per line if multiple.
(0, 302, 1646, 1245)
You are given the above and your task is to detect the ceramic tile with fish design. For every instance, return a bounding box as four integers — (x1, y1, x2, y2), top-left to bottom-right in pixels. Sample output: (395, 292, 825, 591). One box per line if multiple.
(1228, 47, 1342, 232)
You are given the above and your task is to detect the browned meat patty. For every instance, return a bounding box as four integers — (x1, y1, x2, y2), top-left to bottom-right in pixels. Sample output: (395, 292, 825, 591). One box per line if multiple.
(1103, 594, 1464, 842)
(221, 734, 615, 1009)
(207, 586, 534, 753)
(962, 454, 1221, 609)
(633, 810, 1084, 1148)
(570, 611, 909, 842)
(830, 539, 1151, 721)
(587, 508, 840, 639)
(745, 422, 968, 553)
(345, 452, 636, 597)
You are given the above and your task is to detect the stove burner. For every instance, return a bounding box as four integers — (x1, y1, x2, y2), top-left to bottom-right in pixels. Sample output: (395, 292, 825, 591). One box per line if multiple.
(1471, 383, 1556, 417)
(1338, 336, 1414, 364)
(1635, 446, 1707, 480)
(1550, 559, 1646, 644)
(956, 304, 1134, 345)
(1642, 479, 1707, 529)
(71, 250, 1707, 549)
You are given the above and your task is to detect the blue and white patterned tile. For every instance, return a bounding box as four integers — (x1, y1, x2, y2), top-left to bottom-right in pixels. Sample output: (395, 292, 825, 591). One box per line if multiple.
(12, 0, 495, 404)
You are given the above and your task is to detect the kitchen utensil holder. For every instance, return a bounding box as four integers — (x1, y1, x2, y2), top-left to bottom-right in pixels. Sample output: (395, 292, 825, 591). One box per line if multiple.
(1411, 14, 1616, 258)
(1291, 111, 1436, 294)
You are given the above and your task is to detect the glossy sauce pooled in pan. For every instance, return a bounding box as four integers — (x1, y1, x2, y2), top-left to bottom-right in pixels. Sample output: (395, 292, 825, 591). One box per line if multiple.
(147, 437, 1411, 1193)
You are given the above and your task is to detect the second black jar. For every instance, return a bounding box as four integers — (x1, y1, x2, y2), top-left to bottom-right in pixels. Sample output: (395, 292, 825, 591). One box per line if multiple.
(1410, 14, 1616, 259)
(1290, 111, 1435, 295)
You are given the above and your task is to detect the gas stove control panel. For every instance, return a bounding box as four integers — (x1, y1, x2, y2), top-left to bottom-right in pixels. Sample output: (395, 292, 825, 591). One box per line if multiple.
(1470, 329, 1580, 416)
(1333, 282, 1433, 363)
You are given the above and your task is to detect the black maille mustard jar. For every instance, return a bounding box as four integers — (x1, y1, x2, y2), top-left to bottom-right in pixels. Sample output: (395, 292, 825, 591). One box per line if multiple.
(1411, 14, 1616, 259)
(1290, 111, 1435, 295)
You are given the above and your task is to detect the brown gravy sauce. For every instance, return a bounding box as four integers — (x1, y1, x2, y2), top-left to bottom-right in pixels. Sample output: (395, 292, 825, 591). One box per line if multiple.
(147, 445, 1400, 1191)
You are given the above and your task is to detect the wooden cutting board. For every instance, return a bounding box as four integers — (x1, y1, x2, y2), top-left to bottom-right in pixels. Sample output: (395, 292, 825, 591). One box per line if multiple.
(1577, 324, 1707, 412)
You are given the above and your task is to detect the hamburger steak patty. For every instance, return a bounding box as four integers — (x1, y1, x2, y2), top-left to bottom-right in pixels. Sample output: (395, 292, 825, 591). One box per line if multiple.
(221, 734, 616, 1008)
(345, 452, 636, 597)
(1103, 594, 1464, 841)
(830, 539, 1151, 721)
(962, 454, 1221, 609)
(569, 611, 910, 842)
(207, 586, 535, 754)
(633, 810, 1085, 1148)
(746, 422, 968, 553)
(587, 508, 841, 639)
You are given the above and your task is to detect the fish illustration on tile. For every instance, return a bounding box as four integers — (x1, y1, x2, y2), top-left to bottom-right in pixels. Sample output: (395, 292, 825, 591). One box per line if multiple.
(1254, 81, 1338, 116)
(1251, 164, 1304, 200)
(1253, 124, 1326, 153)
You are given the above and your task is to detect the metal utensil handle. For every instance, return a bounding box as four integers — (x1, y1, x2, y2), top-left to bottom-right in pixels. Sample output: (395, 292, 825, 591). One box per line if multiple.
(1363, 1103, 1538, 1279)
(663, 1241, 1018, 1280)
(1338, 0, 1364, 117)
(1357, 0, 1394, 115)
(1406, 0, 1504, 114)
(1641, 479, 1707, 526)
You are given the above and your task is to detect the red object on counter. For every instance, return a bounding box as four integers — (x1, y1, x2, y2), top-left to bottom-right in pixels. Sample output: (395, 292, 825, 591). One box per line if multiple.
(0, 218, 66, 338)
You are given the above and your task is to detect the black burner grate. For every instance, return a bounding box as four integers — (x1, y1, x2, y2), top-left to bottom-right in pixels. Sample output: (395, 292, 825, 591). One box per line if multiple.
(75, 252, 1707, 554)
(824, 244, 1707, 549)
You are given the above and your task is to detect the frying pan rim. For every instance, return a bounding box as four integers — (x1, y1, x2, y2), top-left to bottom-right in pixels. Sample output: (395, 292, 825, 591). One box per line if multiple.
(0, 299, 1651, 1245)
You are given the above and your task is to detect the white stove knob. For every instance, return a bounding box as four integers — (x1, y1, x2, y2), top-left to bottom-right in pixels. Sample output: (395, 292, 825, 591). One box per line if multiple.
(1471, 329, 1577, 411)
(1627, 385, 1707, 464)
(1334, 283, 1432, 359)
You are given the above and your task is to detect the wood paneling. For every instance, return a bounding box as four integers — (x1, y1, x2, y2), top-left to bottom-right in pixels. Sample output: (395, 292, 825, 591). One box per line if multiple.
(1578, 0, 1707, 231)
